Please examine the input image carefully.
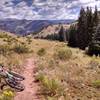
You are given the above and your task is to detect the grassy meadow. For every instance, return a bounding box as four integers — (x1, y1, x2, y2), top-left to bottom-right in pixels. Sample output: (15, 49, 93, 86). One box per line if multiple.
(0, 32, 100, 100)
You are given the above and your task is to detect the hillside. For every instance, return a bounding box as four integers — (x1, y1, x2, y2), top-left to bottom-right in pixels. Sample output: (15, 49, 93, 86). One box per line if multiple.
(34, 24, 70, 39)
(0, 32, 100, 100)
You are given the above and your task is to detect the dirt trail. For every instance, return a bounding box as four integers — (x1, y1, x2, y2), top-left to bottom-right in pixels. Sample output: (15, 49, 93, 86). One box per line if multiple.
(14, 58, 40, 100)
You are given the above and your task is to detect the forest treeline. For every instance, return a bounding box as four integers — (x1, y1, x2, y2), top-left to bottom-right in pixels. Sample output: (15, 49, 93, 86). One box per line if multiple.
(44, 6, 100, 55)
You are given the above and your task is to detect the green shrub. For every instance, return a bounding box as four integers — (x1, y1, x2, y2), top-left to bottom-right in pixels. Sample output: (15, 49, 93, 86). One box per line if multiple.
(48, 59, 55, 68)
(37, 48, 46, 56)
(0, 45, 11, 55)
(26, 36, 32, 44)
(88, 42, 100, 55)
(36, 74, 65, 97)
(0, 90, 14, 100)
(12, 44, 29, 54)
(5, 37, 12, 44)
(17, 35, 20, 38)
(43, 78, 65, 97)
(92, 80, 100, 88)
(0, 33, 9, 38)
(89, 59, 99, 69)
(35, 73, 45, 82)
(54, 47, 72, 60)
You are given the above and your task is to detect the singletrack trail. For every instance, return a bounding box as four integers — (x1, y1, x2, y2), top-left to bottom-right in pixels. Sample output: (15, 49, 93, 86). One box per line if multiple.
(14, 58, 40, 100)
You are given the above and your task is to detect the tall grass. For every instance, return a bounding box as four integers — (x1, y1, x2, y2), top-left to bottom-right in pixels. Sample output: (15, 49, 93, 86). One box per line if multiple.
(54, 47, 72, 60)
(12, 44, 30, 54)
(36, 73, 66, 98)
(37, 48, 46, 56)
(92, 80, 100, 88)
(0, 44, 11, 56)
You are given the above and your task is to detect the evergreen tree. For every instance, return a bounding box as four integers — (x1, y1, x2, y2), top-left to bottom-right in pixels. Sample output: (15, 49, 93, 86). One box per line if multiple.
(77, 7, 96, 49)
(86, 7, 94, 45)
(58, 26, 64, 41)
(65, 29, 69, 41)
(77, 7, 87, 49)
(88, 24, 100, 55)
(93, 6, 99, 27)
(68, 25, 77, 47)
(68, 6, 100, 53)
(92, 6, 99, 38)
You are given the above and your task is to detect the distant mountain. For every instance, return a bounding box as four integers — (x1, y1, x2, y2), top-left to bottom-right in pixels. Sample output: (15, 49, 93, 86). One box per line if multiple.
(34, 24, 70, 39)
(0, 19, 75, 35)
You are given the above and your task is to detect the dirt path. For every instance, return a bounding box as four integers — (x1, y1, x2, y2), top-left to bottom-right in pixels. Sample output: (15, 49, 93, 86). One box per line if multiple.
(14, 58, 40, 100)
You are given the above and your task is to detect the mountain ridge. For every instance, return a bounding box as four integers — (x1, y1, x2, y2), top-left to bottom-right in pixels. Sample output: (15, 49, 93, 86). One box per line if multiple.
(0, 18, 75, 35)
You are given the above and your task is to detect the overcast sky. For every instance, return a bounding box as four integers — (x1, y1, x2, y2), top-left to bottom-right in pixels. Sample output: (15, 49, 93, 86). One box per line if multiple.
(0, 0, 100, 20)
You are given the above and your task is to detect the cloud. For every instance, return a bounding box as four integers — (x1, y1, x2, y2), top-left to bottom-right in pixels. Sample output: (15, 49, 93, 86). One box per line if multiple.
(0, 0, 100, 20)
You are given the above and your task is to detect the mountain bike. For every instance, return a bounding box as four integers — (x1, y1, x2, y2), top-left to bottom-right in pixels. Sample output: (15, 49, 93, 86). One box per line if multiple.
(0, 65, 25, 91)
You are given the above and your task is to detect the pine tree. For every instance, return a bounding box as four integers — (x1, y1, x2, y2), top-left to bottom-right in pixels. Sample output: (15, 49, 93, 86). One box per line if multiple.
(68, 25, 77, 47)
(88, 24, 100, 55)
(93, 6, 99, 27)
(77, 7, 96, 49)
(92, 6, 99, 38)
(88, 6, 100, 55)
(65, 29, 69, 41)
(86, 7, 94, 45)
(58, 26, 64, 41)
(77, 7, 87, 49)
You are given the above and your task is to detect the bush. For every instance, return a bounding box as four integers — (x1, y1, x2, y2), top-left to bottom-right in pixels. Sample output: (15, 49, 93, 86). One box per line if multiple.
(48, 59, 55, 68)
(37, 48, 46, 56)
(12, 44, 29, 54)
(54, 47, 72, 60)
(26, 36, 32, 44)
(0, 90, 14, 100)
(92, 80, 100, 88)
(88, 41, 100, 55)
(88, 59, 99, 69)
(0, 33, 9, 38)
(0, 44, 11, 55)
(39, 76, 65, 97)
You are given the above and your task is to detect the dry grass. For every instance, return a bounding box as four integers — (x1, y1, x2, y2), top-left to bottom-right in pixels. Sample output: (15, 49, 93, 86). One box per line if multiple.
(0, 32, 33, 97)
(0, 32, 100, 100)
(33, 39, 100, 100)
(0, 32, 32, 71)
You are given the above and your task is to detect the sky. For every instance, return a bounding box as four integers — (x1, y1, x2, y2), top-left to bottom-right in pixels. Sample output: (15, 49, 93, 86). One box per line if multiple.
(0, 0, 100, 20)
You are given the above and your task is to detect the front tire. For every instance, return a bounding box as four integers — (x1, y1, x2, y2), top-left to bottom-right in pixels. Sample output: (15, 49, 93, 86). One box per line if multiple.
(6, 79, 25, 91)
